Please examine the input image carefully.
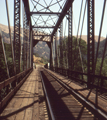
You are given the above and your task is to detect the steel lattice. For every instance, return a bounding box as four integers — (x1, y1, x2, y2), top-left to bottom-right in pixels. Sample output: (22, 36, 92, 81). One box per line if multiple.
(87, 0, 95, 85)
(23, 8, 28, 70)
(59, 22, 63, 68)
(14, 0, 21, 74)
(68, 5, 72, 70)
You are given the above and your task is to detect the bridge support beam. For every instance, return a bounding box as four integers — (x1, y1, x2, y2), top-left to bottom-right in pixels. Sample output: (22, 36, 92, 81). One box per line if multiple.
(14, 0, 21, 74)
(55, 31, 58, 70)
(30, 30, 33, 68)
(59, 21, 63, 69)
(50, 36, 53, 69)
(68, 4, 73, 71)
(87, 0, 95, 88)
(22, 6, 30, 71)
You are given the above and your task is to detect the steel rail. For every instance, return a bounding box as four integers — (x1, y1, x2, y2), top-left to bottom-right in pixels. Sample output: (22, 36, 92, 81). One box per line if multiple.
(43, 68, 107, 120)
(40, 72, 55, 120)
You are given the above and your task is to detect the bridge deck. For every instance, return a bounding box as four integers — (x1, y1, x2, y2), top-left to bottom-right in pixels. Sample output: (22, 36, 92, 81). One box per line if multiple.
(0, 66, 48, 120)
(46, 68, 107, 113)
(0, 66, 107, 120)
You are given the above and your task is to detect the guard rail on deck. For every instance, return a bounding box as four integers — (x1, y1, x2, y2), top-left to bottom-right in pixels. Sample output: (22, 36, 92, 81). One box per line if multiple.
(46, 66, 107, 92)
(44, 65, 107, 114)
(0, 67, 33, 112)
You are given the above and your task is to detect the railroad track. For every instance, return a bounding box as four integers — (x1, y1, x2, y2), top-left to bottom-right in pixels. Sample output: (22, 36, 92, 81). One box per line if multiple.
(40, 68, 107, 120)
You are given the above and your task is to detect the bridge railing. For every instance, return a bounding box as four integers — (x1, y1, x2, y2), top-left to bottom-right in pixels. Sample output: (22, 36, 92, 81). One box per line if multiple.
(0, 67, 32, 112)
(47, 66, 107, 93)
(44, 65, 107, 114)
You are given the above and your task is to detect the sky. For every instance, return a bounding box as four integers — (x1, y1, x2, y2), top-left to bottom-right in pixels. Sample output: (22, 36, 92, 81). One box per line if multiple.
(0, 0, 107, 38)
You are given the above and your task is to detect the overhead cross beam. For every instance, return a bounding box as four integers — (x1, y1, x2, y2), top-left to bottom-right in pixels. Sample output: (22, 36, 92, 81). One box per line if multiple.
(30, 12, 61, 15)
(32, 26, 56, 28)
(51, 0, 74, 36)
(33, 35, 51, 37)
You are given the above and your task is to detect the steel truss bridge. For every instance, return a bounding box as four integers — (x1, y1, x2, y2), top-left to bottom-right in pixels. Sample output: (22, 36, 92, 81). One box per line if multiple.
(0, 0, 107, 119)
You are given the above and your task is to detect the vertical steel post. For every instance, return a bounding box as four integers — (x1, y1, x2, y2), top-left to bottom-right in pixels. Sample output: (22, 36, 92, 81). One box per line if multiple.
(14, 0, 21, 74)
(55, 31, 58, 69)
(31, 30, 33, 68)
(59, 22, 63, 69)
(87, 0, 95, 87)
(27, 22, 30, 69)
(23, 7, 28, 70)
(68, 4, 73, 71)
(28, 22, 30, 68)
(50, 36, 53, 69)
(30, 25, 32, 68)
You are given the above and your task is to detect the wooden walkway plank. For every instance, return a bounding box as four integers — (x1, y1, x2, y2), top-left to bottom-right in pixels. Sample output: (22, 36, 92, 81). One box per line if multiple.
(32, 72, 39, 120)
(24, 71, 37, 120)
(0, 74, 31, 120)
(15, 76, 33, 120)
(0, 69, 40, 120)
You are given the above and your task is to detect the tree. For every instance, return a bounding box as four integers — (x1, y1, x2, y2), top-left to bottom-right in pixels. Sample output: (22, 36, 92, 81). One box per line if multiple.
(57, 36, 87, 72)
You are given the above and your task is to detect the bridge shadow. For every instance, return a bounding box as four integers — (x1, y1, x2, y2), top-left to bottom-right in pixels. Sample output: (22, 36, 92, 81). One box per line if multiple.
(17, 89, 39, 95)
(0, 95, 45, 120)
(42, 70, 97, 120)
(75, 88, 89, 91)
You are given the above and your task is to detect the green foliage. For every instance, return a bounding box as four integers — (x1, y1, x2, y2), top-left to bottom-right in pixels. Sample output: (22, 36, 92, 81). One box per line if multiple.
(58, 36, 87, 72)
(41, 57, 49, 64)
(33, 53, 49, 64)
(95, 58, 107, 88)
(0, 40, 14, 82)
(0, 36, 8, 82)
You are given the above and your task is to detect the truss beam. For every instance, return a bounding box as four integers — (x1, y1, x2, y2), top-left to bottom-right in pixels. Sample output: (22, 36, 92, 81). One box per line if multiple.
(14, 0, 21, 74)
(32, 26, 56, 29)
(51, 0, 73, 36)
(50, 36, 53, 69)
(87, 0, 95, 86)
(68, 5, 73, 70)
(33, 35, 51, 37)
(30, 12, 61, 15)
(59, 22, 63, 68)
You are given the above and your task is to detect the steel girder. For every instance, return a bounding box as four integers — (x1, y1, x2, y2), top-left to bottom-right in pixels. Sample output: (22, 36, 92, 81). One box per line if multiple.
(23, 0, 73, 39)
(14, 0, 21, 74)
(68, 5, 73, 70)
(50, 36, 53, 69)
(22, 8, 30, 70)
(55, 31, 58, 68)
(59, 22, 63, 68)
(51, 0, 74, 37)
(87, 0, 95, 86)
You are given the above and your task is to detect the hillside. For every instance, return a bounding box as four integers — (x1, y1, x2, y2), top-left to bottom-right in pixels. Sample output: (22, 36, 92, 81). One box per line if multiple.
(33, 41, 50, 59)
(33, 55, 49, 65)
(74, 35, 105, 43)
(0, 24, 49, 59)
(0, 24, 106, 60)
